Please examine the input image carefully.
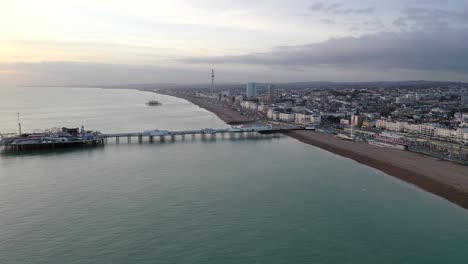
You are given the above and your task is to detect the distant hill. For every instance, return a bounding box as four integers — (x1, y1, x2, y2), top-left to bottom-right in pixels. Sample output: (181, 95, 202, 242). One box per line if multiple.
(30, 80, 467, 91)
(107, 80, 466, 91)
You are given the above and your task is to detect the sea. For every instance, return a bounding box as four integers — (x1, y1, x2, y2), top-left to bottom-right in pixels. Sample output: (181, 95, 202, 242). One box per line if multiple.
(1, 87, 468, 264)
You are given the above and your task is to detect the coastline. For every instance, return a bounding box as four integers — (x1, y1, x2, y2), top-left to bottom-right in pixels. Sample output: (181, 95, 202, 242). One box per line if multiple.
(164, 91, 468, 209)
(159, 92, 254, 125)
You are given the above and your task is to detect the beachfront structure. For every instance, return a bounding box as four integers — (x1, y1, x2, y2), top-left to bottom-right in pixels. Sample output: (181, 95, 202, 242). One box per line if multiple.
(378, 120, 468, 142)
(256, 103, 269, 113)
(278, 113, 295, 122)
(351, 115, 364, 127)
(454, 112, 468, 122)
(267, 109, 280, 121)
(457, 128, 468, 143)
(404, 123, 421, 134)
(420, 124, 439, 138)
(434, 128, 456, 141)
(362, 120, 376, 128)
(310, 114, 322, 126)
(295, 113, 322, 126)
(321, 112, 346, 118)
(241, 101, 258, 111)
(432, 127, 468, 142)
(461, 93, 468, 105)
(387, 121, 405, 132)
(376, 119, 386, 129)
(246, 82, 257, 99)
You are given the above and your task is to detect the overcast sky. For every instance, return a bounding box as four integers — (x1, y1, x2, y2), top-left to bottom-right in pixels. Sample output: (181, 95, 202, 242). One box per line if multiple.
(1, 0, 467, 86)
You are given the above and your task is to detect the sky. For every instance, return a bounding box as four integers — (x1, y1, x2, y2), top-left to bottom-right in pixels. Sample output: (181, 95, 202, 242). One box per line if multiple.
(1, 0, 468, 86)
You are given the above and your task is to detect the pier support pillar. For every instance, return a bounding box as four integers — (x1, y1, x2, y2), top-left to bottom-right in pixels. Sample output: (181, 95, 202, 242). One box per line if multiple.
(181, 134, 185, 141)
(160, 136, 165, 142)
(171, 135, 175, 141)
(116, 137, 120, 144)
(149, 136, 154, 143)
(138, 135, 143, 143)
(127, 136, 131, 144)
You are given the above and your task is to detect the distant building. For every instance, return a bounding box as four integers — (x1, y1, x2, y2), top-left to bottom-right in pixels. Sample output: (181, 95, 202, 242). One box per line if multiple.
(435, 127, 456, 141)
(241, 101, 258, 111)
(246, 82, 257, 99)
(351, 115, 364, 127)
(386, 121, 405, 132)
(362, 120, 375, 128)
(295, 113, 321, 126)
(457, 128, 468, 142)
(404, 123, 420, 134)
(420, 123, 438, 138)
(267, 109, 280, 121)
(310, 114, 322, 126)
(376, 119, 387, 129)
(278, 112, 295, 122)
(461, 93, 468, 106)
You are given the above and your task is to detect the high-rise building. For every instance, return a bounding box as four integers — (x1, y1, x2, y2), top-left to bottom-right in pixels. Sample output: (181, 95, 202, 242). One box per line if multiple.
(267, 84, 275, 103)
(246, 82, 257, 99)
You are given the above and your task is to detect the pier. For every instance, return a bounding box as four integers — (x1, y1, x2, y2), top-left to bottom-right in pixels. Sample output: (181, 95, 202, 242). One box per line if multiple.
(1, 126, 303, 152)
(98, 126, 302, 144)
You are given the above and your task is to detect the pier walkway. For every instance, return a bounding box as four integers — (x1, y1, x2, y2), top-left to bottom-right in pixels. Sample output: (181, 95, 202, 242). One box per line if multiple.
(1, 126, 304, 150)
(98, 127, 302, 143)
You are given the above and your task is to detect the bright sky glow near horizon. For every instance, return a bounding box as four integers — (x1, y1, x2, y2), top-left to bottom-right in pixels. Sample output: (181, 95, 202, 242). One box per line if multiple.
(1, 0, 468, 85)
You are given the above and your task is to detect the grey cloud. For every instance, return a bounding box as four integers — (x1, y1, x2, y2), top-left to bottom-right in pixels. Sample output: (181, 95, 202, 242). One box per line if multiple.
(181, 30, 468, 72)
(398, 6, 468, 30)
(393, 17, 407, 27)
(361, 18, 386, 31)
(309, 2, 375, 15)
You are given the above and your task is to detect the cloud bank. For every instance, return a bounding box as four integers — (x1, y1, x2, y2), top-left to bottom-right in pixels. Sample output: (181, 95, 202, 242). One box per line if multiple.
(309, 2, 375, 15)
(181, 30, 468, 73)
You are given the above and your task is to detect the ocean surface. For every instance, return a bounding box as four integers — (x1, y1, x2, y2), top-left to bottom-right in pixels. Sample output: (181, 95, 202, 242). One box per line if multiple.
(1, 87, 468, 264)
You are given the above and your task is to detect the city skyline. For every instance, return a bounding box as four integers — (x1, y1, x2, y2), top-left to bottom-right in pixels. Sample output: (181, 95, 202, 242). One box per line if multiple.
(1, 0, 468, 86)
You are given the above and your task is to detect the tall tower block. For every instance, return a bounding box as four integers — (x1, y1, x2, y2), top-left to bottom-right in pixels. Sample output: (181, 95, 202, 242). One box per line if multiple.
(211, 69, 215, 102)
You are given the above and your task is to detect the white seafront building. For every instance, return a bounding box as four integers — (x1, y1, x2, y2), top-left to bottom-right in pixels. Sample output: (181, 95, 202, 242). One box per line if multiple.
(278, 112, 295, 122)
(295, 113, 322, 126)
(375, 118, 468, 143)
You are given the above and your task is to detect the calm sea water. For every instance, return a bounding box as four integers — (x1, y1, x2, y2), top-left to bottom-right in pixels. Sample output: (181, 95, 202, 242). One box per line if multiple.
(1, 87, 468, 264)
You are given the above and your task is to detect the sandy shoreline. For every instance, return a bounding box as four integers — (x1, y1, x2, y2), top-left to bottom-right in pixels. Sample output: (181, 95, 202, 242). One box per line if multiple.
(165, 91, 468, 209)
(287, 130, 468, 209)
(161, 92, 254, 125)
